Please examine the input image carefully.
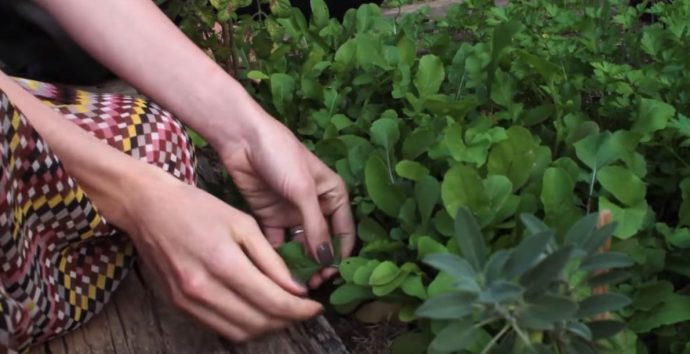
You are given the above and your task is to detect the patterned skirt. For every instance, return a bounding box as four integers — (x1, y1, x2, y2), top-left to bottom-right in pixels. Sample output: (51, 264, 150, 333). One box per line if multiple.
(0, 79, 196, 352)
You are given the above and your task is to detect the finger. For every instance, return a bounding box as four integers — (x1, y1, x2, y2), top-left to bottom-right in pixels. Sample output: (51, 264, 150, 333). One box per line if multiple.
(293, 186, 333, 267)
(176, 291, 286, 342)
(330, 202, 356, 259)
(306, 154, 355, 260)
(308, 272, 324, 289)
(239, 222, 308, 295)
(182, 301, 250, 341)
(180, 273, 289, 334)
(210, 243, 323, 320)
(264, 227, 286, 247)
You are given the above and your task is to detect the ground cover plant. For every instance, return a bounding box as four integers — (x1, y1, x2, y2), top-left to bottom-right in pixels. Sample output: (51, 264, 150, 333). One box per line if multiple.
(156, 0, 690, 352)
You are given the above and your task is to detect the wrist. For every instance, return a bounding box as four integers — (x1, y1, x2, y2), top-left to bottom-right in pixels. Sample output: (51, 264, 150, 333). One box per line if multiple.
(187, 71, 266, 154)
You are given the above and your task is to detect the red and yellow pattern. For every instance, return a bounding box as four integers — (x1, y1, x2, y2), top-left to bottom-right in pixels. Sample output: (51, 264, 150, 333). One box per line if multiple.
(0, 79, 196, 352)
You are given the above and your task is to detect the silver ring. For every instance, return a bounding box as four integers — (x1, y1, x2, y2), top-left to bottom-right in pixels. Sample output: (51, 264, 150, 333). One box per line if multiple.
(289, 226, 305, 237)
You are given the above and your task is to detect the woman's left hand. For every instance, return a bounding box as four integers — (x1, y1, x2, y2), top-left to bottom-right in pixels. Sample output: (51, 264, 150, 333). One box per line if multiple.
(219, 112, 355, 289)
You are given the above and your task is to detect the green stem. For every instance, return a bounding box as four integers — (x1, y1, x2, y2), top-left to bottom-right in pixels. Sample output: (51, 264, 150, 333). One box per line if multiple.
(480, 324, 510, 354)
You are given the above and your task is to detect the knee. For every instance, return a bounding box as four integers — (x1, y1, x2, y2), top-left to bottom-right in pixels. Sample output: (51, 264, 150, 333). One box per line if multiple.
(127, 100, 196, 185)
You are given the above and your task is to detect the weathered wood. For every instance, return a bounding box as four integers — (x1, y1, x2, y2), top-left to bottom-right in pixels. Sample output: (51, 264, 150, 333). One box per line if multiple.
(28, 265, 348, 354)
(382, 0, 462, 17)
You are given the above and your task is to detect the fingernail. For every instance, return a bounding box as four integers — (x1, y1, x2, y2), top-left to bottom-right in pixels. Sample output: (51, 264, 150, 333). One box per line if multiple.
(291, 275, 307, 290)
(316, 243, 334, 266)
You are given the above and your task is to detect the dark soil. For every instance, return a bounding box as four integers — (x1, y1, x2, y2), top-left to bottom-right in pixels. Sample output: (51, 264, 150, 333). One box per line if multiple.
(327, 314, 409, 354)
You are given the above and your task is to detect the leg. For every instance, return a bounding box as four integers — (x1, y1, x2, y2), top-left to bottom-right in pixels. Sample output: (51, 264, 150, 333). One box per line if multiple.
(0, 79, 196, 352)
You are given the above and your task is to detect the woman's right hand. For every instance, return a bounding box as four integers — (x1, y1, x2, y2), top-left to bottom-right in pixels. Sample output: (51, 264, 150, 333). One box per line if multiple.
(122, 173, 323, 341)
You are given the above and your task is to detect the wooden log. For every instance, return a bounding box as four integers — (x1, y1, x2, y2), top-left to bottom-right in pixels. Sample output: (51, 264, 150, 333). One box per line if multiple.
(28, 265, 348, 354)
(381, 0, 462, 17)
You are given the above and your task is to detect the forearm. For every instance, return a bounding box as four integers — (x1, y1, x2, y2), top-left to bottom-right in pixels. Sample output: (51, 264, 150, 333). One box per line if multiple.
(32, 0, 260, 151)
(0, 72, 166, 231)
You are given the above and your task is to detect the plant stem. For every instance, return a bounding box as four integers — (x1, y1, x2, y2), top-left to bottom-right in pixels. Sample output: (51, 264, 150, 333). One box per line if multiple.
(480, 324, 510, 354)
(511, 320, 533, 349)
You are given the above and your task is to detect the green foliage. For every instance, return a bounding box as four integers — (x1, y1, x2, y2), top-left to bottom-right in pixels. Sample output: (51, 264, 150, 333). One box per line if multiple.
(416, 209, 631, 353)
(163, 0, 690, 352)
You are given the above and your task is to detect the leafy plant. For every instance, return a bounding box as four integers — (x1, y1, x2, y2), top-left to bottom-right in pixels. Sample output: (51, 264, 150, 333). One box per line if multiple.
(416, 208, 632, 354)
(160, 0, 690, 352)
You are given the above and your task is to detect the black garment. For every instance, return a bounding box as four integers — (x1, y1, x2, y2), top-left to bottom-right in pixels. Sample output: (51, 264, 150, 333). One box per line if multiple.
(0, 0, 381, 86)
(0, 0, 111, 85)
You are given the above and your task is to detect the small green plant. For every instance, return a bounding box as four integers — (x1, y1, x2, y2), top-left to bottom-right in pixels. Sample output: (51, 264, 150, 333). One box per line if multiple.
(416, 208, 632, 354)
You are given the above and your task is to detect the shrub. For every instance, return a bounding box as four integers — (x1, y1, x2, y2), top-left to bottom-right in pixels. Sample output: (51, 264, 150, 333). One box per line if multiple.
(163, 0, 690, 352)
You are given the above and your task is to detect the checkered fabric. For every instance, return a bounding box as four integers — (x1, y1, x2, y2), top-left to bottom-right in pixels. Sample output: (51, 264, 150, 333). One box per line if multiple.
(0, 78, 196, 352)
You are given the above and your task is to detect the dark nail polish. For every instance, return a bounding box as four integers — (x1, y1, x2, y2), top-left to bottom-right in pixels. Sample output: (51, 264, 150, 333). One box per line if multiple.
(316, 243, 334, 266)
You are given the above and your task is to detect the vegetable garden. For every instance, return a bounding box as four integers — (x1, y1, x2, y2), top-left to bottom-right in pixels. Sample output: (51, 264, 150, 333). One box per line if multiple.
(157, 0, 690, 353)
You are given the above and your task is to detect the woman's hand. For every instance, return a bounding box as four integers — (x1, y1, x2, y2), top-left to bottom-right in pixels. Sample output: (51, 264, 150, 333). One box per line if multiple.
(125, 174, 323, 341)
(0, 72, 323, 342)
(220, 113, 355, 289)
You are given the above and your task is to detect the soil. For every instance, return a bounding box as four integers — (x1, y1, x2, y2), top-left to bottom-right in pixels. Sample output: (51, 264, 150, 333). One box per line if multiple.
(327, 314, 409, 354)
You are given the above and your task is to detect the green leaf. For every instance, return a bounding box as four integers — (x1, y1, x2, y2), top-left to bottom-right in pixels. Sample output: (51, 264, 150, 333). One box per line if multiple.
(576, 294, 632, 318)
(395, 160, 429, 181)
(520, 246, 573, 294)
(679, 178, 690, 227)
(541, 167, 576, 213)
(416, 236, 447, 259)
(632, 98, 675, 139)
(334, 39, 356, 68)
(357, 217, 388, 242)
(588, 270, 631, 288)
(414, 54, 445, 98)
(277, 241, 320, 282)
(587, 320, 627, 340)
(403, 128, 435, 160)
(391, 332, 432, 354)
(504, 231, 553, 279)
(369, 261, 401, 286)
(370, 117, 400, 153)
(373, 272, 409, 296)
(573, 132, 619, 170)
(270, 73, 295, 115)
(520, 214, 550, 235)
(401, 275, 427, 299)
(454, 208, 488, 272)
(353, 260, 380, 286)
(309, 0, 329, 28)
(483, 250, 511, 285)
(491, 69, 516, 108)
(564, 214, 598, 248)
(330, 283, 374, 306)
(487, 126, 538, 190)
(428, 272, 455, 297)
(246, 70, 269, 80)
(632, 281, 674, 311)
(519, 294, 578, 330)
(491, 20, 523, 61)
(355, 33, 386, 70)
(597, 166, 646, 206)
(339, 257, 369, 283)
(442, 165, 490, 218)
(429, 320, 479, 353)
(423, 253, 476, 281)
(598, 197, 648, 239)
(580, 252, 634, 272)
(479, 281, 524, 303)
(567, 322, 593, 341)
(365, 155, 405, 217)
(416, 292, 475, 319)
(415, 176, 440, 226)
(331, 114, 353, 131)
(629, 294, 690, 332)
